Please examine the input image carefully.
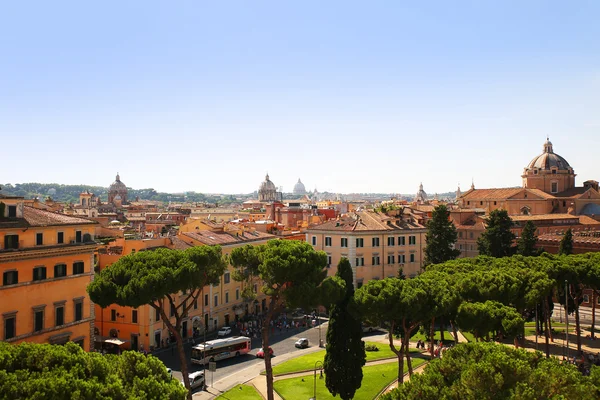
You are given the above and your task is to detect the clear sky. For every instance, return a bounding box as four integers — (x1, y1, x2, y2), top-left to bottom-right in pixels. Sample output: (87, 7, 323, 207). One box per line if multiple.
(1, 1, 599, 195)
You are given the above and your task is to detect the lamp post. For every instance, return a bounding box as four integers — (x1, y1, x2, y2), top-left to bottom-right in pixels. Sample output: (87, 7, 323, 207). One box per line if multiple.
(535, 304, 538, 351)
(309, 360, 324, 400)
(318, 315, 323, 348)
(202, 287, 207, 391)
(565, 280, 570, 361)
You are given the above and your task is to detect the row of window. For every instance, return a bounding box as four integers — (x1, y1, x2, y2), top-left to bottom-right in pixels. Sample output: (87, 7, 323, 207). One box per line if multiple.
(315, 236, 417, 248)
(2, 262, 86, 286)
(354, 253, 415, 266)
(2, 231, 89, 250)
(3, 299, 85, 340)
(151, 287, 246, 323)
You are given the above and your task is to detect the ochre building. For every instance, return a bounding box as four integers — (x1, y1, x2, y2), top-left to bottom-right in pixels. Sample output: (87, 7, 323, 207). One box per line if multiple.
(0, 193, 97, 350)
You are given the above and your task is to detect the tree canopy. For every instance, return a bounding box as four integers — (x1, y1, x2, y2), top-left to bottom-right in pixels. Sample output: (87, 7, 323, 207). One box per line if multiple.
(424, 204, 460, 265)
(87, 246, 226, 398)
(230, 239, 331, 400)
(382, 342, 600, 400)
(0, 342, 186, 400)
(477, 209, 516, 257)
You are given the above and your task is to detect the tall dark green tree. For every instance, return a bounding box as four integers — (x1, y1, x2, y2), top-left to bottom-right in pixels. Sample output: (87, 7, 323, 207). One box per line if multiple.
(517, 220, 539, 256)
(424, 205, 461, 265)
(477, 209, 515, 257)
(324, 258, 366, 400)
(559, 228, 574, 255)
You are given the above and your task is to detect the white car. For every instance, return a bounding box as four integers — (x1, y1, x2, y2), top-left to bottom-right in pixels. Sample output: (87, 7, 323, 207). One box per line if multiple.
(183, 371, 205, 391)
(295, 338, 309, 349)
(217, 326, 232, 337)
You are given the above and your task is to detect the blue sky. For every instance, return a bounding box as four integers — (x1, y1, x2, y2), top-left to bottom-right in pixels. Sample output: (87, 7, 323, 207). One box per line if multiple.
(1, 1, 599, 195)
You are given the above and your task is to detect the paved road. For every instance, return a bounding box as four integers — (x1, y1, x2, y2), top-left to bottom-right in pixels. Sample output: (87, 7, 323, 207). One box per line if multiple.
(156, 318, 328, 395)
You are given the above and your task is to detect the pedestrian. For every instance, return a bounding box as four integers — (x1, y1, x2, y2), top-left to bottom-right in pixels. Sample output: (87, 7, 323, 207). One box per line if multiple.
(171, 344, 174, 356)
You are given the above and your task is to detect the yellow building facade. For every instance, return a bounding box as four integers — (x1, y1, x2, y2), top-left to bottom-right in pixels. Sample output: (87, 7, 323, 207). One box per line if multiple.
(96, 228, 274, 351)
(306, 210, 427, 287)
(0, 193, 97, 351)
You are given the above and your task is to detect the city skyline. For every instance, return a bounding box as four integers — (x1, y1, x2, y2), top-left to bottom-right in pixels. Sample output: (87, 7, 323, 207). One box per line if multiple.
(2, 2, 599, 193)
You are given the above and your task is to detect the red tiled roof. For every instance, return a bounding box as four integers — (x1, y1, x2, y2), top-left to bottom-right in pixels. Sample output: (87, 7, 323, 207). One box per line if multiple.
(22, 206, 97, 227)
(181, 230, 275, 246)
(308, 211, 425, 232)
(460, 188, 524, 200)
(553, 187, 590, 198)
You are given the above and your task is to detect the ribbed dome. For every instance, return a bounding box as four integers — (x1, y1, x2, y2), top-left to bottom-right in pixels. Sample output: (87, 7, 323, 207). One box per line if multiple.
(259, 174, 276, 191)
(293, 178, 306, 195)
(526, 139, 572, 171)
(109, 173, 127, 192)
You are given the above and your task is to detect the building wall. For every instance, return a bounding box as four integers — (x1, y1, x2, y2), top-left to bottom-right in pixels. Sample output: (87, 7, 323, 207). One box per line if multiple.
(95, 237, 269, 351)
(0, 244, 96, 351)
(523, 171, 575, 194)
(307, 230, 426, 287)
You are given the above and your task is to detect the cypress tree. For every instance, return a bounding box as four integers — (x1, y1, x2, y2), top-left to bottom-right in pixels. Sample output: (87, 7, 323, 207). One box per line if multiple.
(324, 258, 366, 400)
(477, 209, 516, 257)
(424, 204, 461, 265)
(517, 220, 538, 256)
(559, 228, 574, 255)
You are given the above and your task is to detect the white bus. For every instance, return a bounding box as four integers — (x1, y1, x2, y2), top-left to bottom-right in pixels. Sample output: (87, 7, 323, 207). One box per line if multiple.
(191, 336, 251, 364)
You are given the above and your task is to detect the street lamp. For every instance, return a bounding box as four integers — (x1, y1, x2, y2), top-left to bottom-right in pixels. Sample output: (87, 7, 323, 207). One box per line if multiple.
(318, 315, 323, 348)
(309, 361, 324, 400)
(565, 280, 570, 361)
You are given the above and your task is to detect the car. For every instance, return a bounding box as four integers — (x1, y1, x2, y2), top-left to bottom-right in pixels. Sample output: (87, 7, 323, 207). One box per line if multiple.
(183, 371, 205, 391)
(295, 338, 309, 349)
(256, 346, 274, 358)
(361, 324, 380, 334)
(217, 326, 232, 337)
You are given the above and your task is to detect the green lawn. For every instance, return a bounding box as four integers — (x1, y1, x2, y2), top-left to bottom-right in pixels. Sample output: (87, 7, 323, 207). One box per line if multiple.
(410, 330, 455, 345)
(274, 358, 426, 400)
(271, 342, 416, 376)
(216, 384, 263, 400)
(461, 331, 476, 343)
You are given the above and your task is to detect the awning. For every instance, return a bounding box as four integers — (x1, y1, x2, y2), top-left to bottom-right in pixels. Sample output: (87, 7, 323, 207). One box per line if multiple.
(105, 338, 128, 346)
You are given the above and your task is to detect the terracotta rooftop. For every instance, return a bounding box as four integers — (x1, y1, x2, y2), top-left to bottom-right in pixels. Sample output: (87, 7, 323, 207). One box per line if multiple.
(181, 229, 275, 246)
(0, 206, 97, 229)
(538, 231, 600, 244)
(460, 188, 554, 200)
(553, 187, 590, 198)
(308, 211, 425, 232)
(509, 214, 600, 224)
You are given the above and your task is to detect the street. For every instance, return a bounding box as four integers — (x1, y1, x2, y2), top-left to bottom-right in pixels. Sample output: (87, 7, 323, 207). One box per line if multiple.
(156, 319, 329, 394)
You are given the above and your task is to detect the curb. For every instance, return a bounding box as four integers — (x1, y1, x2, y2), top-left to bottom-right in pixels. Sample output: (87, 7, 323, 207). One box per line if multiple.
(375, 361, 430, 399)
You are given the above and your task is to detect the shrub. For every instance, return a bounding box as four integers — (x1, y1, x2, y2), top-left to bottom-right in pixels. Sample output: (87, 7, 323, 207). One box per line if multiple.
(365, 344, 379, 352)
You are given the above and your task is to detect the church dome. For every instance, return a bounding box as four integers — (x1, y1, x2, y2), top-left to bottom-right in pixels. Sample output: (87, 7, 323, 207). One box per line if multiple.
(259, 174, 276, 192)
(258, 174, 278, 202)
(108, 173, 128, 205)
(526, 139, 572, 171)
(293, 178, 306, 195)
(109, 173, 127, 192)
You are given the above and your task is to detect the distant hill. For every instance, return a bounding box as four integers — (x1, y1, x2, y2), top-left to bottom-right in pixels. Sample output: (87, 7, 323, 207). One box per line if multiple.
(1, 183, 458, 205)
(0, 183, 236, 205)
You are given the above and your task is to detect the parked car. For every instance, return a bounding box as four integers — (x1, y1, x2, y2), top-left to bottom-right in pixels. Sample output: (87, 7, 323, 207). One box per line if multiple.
(361, 324, 380, 334)
(256, 347, 274, 358)
(183, 371, 205, 391)
(217, 326, 232, 337)
(295, 338, 309, 349)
